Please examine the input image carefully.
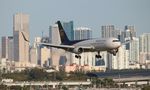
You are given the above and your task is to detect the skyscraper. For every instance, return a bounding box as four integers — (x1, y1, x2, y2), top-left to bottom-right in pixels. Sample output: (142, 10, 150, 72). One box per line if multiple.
(30, 37, 42, 66)
(40, 37, 51, 67)
(124, 25, 136, 38)
(49, 24, 64, 69)
(139, 33, 150, 65)
(1, 37, 8, 59)
(101, 25, 115, 38)
(63, 21, 74, 40)
(0, 43, 2, 59)
(112, 45, 128, 69)
(120, 25, 137, 43)
(13, 13, 29, 64)
(74, 27, 92, 40)
(126, 37, 139, 64)
(139, 33, 150, 53)
(1, 36, 14, 61)
(101, 25, 121, 70)
(74, 27, 94, 66)
(123, 26, 140, 68)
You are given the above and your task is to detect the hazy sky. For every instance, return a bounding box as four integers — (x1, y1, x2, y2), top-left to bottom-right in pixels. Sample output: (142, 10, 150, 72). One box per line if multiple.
(0, 0, 150, 42)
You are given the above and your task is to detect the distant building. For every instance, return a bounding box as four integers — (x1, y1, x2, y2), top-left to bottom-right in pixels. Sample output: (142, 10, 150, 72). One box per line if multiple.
(30, 37, 42, 66)
(124, 25, 136, 38)
(139, 33, 150, 53)
(73, 27, 94, 66)
(74, 27, 92, 40)
(112, 45, 129, 69)
(101, 25, 121, 70)
(0, 46, 1, 59)
(121, 25, 136, 43)
(30, 37, 51, 67)
(40, 46, 51, 67)
(128, 37, 139, 64)
(63, 21, 74, 40)
(120, 25, 139, 69)
(49, 24, 66, 69)
(30, 47, 38, 65)
(139, 33, 150, 67)
(101, 25, 121, 38)
(64, 63, 106, 73)
(13, 13, 30, 65)
(1, 36, 14, 61)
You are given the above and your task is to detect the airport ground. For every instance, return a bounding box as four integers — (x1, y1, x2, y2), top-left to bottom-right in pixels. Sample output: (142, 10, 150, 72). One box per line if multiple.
(0, 68, 150, 90)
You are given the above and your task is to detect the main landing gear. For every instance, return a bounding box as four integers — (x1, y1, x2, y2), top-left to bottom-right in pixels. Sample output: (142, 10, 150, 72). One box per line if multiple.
(75, 54, 81, 59)
(75, 51, 102, 59)
(95, 51, 102, 58)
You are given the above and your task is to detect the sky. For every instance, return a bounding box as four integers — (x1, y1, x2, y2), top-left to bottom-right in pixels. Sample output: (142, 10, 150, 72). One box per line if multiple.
(0, 0, 150, 42)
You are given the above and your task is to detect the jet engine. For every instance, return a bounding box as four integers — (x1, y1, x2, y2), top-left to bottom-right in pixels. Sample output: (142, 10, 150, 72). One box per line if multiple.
(72, 47, 83, 54)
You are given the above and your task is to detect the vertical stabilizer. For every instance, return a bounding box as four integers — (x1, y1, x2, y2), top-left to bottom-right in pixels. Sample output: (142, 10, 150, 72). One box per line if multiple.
(56, 21, 70, 44)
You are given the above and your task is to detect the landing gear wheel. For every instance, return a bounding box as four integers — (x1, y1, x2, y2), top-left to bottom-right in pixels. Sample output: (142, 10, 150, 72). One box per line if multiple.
(95, 55, 102, 58)
(95, 51, 102, 58)
(113, 49, 118, 56)
(113, 53, 116, 56)
(75, 55, 81, 59)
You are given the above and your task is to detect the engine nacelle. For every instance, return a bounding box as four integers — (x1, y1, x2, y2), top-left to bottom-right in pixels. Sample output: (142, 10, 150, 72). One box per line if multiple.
(72, 47, 83, 54)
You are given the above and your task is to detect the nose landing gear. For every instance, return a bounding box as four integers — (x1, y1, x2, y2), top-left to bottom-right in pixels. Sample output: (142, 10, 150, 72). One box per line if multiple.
(112, 49, 118, 56)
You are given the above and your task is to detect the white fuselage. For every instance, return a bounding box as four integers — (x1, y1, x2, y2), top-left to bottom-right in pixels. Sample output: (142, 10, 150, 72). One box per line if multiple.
(73, 37, 121, 52)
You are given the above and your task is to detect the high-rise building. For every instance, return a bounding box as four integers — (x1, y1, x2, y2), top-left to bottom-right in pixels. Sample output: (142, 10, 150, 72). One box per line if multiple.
(1, 37, 8, 59)
(124, 25, 136, 38)
(13, 13, 29, 64)
(101, 25, 114, 38)
(40, 46, 51, 67)
(74, 27, 92, 40)
(112, 45, 129, 69)
(139, 33, 150, 65)
(123, 26, 139, 67)
(101, 25, 121, 38)
(139, 33, 150, 53)
(101, 25, 121, 69)
(1, 36, 14, 61)
(30, 37, 42, 66)
(73, 27, 94, 66)
(128, 37, 139, 64)
(49, 24, 65, 69)
(63, 21, 74, 40)
(121, 25, 136, 43)
(40, 37, 51, 67)
(0, 45, 1, 59)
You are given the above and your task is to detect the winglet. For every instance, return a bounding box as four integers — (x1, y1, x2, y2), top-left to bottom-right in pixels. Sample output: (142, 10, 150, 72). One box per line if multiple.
(21, 32, 29, 42)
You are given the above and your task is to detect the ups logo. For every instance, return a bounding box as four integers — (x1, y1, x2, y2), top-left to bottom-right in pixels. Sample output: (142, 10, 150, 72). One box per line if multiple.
(60, 29, 65, 40)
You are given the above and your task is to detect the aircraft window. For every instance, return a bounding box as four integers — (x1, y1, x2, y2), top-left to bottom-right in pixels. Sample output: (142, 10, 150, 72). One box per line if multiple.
(113, 40, 119, 42)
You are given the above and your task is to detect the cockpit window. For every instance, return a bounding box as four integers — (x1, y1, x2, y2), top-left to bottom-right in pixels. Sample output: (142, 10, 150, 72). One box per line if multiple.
(113, 40, 119, 42)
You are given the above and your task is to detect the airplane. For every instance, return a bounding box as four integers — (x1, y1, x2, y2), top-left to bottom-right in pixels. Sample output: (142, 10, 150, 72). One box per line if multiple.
(39, 21, 126, 59)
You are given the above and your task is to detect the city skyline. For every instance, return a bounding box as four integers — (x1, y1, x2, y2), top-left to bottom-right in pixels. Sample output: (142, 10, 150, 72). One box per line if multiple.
(0, 0, 150, 43)
(0, 14, 150, 71)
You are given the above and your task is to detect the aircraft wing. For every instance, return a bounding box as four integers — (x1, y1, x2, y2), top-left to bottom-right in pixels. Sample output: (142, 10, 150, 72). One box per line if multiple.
(39, 43, 74, 49)
(39, 43, 94, 51)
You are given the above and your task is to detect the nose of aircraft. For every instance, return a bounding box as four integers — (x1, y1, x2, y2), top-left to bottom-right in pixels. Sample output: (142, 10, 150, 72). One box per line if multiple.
(117, 42, 121, 47)
(112, 41, 121, 48)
